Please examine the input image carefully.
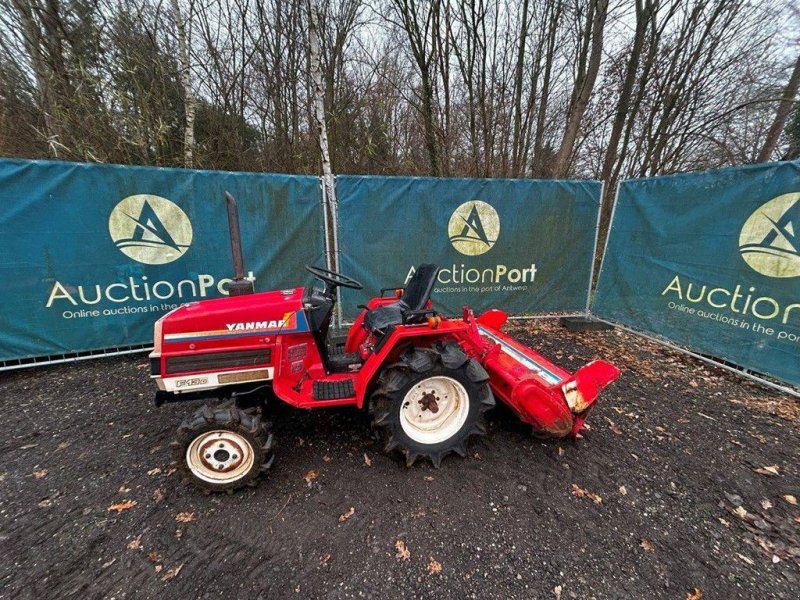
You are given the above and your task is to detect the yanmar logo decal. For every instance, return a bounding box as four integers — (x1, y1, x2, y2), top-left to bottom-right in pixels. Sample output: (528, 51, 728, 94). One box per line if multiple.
(163, 312, 308, 343)
(226, 312, 296, 331)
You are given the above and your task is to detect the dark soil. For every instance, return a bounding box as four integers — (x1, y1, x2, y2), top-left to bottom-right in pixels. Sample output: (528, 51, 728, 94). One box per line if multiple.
(1, 319, 798, 599)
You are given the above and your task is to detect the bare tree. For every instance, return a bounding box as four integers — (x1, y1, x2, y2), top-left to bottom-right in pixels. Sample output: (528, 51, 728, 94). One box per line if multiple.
(171, 0, 196, 167)
(387, 0, 444, 176)
(548, 0, 609, 178)
(757, 53, 800, 162)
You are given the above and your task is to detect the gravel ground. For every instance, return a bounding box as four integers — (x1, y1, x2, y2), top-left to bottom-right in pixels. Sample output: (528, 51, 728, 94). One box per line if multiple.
(1, 319, 798, 599)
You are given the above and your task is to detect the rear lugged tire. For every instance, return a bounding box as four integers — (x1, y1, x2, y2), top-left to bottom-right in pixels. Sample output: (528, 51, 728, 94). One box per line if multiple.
(171, 404, 274, 494)
(369, 341, 494, 467)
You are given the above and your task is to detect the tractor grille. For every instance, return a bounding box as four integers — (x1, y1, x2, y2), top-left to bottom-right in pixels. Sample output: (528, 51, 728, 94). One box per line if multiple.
(164, 349, 271, 375)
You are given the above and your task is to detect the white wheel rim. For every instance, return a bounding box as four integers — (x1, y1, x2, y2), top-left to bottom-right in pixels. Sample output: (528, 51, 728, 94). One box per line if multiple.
(399, 376, 470, 445)
(186, 430, 255, 484)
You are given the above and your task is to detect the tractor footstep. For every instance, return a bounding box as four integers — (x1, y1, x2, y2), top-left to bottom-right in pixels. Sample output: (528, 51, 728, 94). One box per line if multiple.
(313, 379, 356, 400)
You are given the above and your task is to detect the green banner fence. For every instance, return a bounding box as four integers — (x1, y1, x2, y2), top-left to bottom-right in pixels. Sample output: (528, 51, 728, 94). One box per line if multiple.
(335, 175, 602, 321)
(593, 160, 800, 388)
(2, 156, 796, 390)
(0, 159, 324, 366)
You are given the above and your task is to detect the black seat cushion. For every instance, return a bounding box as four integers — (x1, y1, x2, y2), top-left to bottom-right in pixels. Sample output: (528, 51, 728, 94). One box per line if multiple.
(362, 264, 439, 334)
(362, 304, 405, 333)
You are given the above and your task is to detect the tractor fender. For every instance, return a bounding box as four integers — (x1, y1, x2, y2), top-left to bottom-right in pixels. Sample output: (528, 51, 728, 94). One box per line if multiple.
(355, 328, 474, 409)
(476, 309, 508, 330)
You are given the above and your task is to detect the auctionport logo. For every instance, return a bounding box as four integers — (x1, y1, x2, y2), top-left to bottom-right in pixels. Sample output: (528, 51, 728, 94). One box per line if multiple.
(108, 194, 192, 265)
(739, 193, 800, 278)
(448, 200, 499, 256)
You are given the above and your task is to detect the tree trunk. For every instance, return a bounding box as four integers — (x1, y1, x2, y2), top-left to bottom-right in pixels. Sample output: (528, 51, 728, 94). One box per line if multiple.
(757, 53, 800, 163)
(171, 0, 195, 168)
(548, 0, 608, 178)
(309, 0, 338, 272)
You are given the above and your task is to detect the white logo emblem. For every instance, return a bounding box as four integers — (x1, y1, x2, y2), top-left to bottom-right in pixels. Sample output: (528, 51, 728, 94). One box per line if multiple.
(448, 200, 500, 256)
(108, 194, 192, 265)
(739, 193, 800, 278)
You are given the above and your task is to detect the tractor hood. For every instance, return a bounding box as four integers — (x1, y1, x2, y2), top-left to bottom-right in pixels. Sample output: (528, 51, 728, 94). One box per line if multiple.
(156, 286, 309, 351)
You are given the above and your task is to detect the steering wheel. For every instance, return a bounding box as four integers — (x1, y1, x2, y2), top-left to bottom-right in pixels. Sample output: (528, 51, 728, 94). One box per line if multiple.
(305, 265, 364, 292)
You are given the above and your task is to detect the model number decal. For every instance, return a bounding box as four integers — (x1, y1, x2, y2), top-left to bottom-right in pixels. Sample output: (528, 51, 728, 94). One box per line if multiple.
(175, 377, 209, 388)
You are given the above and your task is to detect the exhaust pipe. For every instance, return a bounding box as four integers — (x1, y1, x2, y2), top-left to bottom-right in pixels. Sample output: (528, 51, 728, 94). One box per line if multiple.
(225, 191, 254, 296)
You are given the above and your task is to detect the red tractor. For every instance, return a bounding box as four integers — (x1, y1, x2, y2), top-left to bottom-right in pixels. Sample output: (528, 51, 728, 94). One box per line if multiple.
(149, 194, 619, 493)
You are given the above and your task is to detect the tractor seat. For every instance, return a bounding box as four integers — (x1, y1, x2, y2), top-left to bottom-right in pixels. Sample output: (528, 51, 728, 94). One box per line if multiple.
(362, 264, 440, 334)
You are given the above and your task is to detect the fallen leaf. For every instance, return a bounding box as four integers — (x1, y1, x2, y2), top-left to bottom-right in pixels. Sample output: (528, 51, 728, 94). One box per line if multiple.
(175, 529, 182, 539)
(147, 467, 162, 476)
(118, 486, 131, 493)
(760, 499, 773, 510)
(473, 452, 481, 460)
(736, 553, 754, 565)
(756, 537, 775, 555)
(148, 551, 160, 562)
(557, 447, 565, 456)
(571, 483, 602, 505)
(424, 476, 434, 482)
(127, 534, 142, 550)
(108, 500, 137, 513)
(152, 488, 165, 503)
(686, 588, 703, 600)
(732, 506, 749, 520)
(783, 494, 797, 506)
(154, 565, 163, 573)
(102, 558, 116, 568)
(136, 363, 148, 369)
(553, 585, 563, 600)
(165, 467, 177, 477)
(320, 553, 331, 567)
(618, 485, 627, 496)
(609, 424, 623, 435)
(363, 453, 372, 467)
(753, 465, 779, 476)
(296, 437, 305, 447)
(175, 512, 195, 523)
(640, 538, 655, 552)
(411, 510, 426, 518)
(395, 540, 410, 561)
(338, 507, 355, 522)
(322, 455, 332, 463)
(718, 518, 731, 528)
(161, 563, 184, 582)
(38, 498, 53, 508)
(304, 470, 318, 484)
(427, 557, 442, 574)
(33, 469, 48, 479)
(689, 380, 698, 388)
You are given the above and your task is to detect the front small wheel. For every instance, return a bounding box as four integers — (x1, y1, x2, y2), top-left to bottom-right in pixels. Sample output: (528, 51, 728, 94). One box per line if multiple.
(172, 404, 274, 493)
